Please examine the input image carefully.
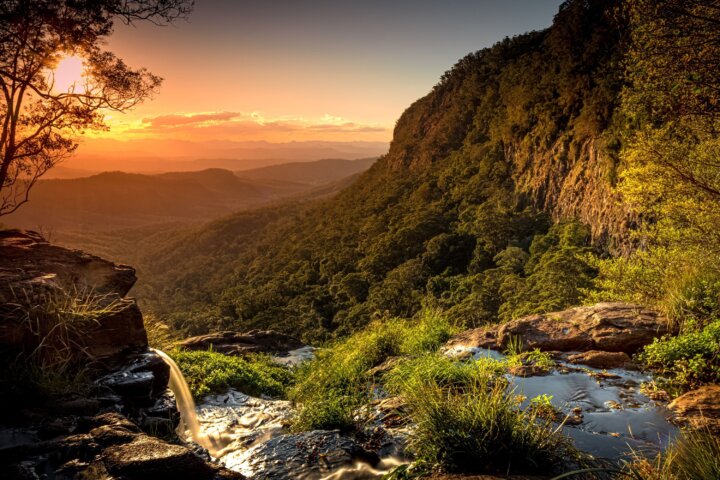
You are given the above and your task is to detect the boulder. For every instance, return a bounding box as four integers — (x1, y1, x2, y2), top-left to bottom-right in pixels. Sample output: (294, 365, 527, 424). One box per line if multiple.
(102, 435, 217, 479)
(179, 329, 304, 356)
(100, 351, 171, 407)
(565, 350, 633, 370)
(669, 385, 720, 434)
(0, 229, 147, 361)
(0, 229, 136, 298)
(447, 303, 668, 355)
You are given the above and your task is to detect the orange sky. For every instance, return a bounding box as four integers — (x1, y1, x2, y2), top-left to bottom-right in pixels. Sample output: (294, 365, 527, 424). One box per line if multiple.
(78, 1, 561, 148)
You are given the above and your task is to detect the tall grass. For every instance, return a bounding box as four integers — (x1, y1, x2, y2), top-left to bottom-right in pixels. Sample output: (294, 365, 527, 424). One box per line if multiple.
(1, 286, 128, 400)
(387, 353, 577, 475)
(623, 429, 720, 480)
(288, 310, 457, 432)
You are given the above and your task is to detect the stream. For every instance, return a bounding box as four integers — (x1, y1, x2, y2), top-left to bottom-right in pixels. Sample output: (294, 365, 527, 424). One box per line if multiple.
(157, 346, 678, 479)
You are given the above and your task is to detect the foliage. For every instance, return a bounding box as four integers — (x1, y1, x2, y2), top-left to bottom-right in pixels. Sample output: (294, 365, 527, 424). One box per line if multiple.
(288, 311, 457, 432)
(384, 354, 506, 395)
(388, 353, 576, 475)
(170, 349, 293, 400)
(637, 318, 720, 394)
(623, 429, 720, 480)
(7, 286, 126, 371)
(103, 0, 624, 342)
(0, 0, 192, 215)
(0, 286, 125, 410)
(143, 313, 177, 351)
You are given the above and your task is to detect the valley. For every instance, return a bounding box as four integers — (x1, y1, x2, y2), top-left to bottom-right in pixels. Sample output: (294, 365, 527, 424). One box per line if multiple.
(1, 1, 719, 479)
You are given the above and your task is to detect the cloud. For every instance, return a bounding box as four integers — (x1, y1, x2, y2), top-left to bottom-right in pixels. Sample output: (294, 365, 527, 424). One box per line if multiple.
(116, 111, 391, 142)
(141, 111, 241, 127)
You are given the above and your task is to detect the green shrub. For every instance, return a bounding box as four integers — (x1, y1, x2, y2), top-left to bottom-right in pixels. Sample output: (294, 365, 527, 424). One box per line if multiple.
(637, 319, 720, 394)
(389, 354, 576, 475)
(288, 311, 457, 432)
(624, 429, 720, 480)
(384, 353, 506, 395)
(399, 309, 458, 355)
(170, 349, 293, 399)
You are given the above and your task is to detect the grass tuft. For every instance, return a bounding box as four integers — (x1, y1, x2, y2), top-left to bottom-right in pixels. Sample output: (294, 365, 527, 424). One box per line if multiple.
(389, 353, 576, 475)
(623, 429, 720, 480)
(288, 310, 457, 432)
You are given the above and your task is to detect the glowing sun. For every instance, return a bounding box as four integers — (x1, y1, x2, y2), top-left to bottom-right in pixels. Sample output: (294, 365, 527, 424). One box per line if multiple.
(52, 55, 86, 92)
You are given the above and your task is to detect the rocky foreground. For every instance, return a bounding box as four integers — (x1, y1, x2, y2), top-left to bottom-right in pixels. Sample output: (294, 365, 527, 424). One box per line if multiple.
(0, 230, 241, 480)
(1, 230, 719, 480)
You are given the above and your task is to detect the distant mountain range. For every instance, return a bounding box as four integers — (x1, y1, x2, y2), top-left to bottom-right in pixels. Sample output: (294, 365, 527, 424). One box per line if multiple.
(4, 157, 376, 233)
(52, 139, 388, 177)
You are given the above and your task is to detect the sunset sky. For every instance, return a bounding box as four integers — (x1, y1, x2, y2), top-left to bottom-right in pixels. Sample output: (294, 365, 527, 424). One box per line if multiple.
(88, 0, 562, 148)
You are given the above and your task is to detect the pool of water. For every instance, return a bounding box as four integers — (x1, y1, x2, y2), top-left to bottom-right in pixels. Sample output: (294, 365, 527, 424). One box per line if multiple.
(446, 346, 678, 461)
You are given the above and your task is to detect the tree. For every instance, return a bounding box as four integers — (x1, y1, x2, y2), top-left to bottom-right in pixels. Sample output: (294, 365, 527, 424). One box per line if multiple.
(0, 0, 193, 215)
(623, 0, 720, 203)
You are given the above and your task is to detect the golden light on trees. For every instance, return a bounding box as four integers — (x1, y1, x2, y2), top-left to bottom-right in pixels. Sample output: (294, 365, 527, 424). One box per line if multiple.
(51, 54, 86, 93)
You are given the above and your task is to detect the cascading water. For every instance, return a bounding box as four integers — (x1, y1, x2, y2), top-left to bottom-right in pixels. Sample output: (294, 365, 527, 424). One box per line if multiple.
(154, 348, 405, 479)
(153, 349, 226, 456)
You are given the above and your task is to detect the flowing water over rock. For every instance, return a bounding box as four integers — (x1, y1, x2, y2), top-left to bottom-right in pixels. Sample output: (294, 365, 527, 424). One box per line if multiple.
(157, 344, 678, 479)
(157, 348, 401, 479)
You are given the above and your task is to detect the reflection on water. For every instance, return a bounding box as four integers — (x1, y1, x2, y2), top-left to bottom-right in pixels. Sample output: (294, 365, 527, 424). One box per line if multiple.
(447, 346, 678, 461)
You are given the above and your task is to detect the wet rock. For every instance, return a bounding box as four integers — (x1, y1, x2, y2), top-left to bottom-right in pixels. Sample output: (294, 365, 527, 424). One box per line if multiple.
(508, 365, 551, 377)
(102, 435, 218, 479)
(566, 350, 633, 369)
(366, 356, 403, 378)
(179, 330, 304, 356)
(447, 303, 667, 355)
(372, 396, 409, 428)
(669, 385, 720, 434)
(224, 430, 377, 479)
(100, 351, 170, 407)
(446, 328, 498, 350)
(139, 389, 180, 437)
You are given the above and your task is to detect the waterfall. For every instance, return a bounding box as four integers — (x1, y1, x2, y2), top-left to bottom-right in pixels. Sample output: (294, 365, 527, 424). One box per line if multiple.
(153, 349, 224, 456)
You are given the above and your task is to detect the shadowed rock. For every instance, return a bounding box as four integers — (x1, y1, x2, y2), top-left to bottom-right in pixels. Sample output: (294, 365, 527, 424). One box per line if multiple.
(0, 229, 136, 298)
(179, 329, 304, 356)
(0, 229, 147, 361)
(669, 385, 720, 434)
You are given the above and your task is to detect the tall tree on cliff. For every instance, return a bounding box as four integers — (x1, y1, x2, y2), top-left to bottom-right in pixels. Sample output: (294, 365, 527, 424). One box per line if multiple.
(621, 0, 720, 237)
(0, 0, 193, 215)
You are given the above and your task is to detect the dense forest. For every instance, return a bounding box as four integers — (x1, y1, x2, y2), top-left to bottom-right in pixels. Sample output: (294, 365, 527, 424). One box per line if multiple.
(126, 0, 719, 347)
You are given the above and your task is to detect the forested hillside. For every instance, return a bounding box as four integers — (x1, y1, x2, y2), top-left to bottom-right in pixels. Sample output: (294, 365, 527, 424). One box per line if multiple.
(132, 0, 719, 345)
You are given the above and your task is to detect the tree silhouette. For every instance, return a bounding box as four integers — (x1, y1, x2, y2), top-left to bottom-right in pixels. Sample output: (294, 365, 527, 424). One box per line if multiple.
(0, 0, 193, 215)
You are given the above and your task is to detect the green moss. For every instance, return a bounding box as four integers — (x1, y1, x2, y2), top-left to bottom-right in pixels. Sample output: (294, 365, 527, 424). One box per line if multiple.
(170, 349, 293, 400)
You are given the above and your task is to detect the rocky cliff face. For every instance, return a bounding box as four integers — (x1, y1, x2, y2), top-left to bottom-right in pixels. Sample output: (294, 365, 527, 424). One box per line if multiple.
(382, 0, 631, 248)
